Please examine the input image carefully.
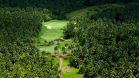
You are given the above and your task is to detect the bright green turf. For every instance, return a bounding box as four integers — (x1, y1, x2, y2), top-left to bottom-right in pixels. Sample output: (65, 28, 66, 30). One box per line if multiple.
(63, 68, 83, 78)
(40, 20, 69, 42)
(40, 29, 63, 42)
(53, 57, 59, 65)
(62, 57, 70, 67)
(37, 20, 70, 52)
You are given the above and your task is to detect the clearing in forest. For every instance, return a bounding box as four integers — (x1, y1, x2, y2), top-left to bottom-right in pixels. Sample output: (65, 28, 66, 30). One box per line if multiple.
(37, 20, 70, 53)
(37, 20, 83, 78)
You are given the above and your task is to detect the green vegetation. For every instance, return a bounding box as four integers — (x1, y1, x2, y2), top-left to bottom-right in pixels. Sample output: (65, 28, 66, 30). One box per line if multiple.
(62, 57, 83, 78)
(66, 4, 125, 20)
(37, 20, 83, 78)
(39, 20, 69, 42)
(37, 20, 69, 53)
(0, 0, 139, 78)
(0, 0, 138, 19)
(0, 8, 58, 78)
(38, 39, 72, 53)
(64, 3, 139, 78)
(63, 68, 83, 78)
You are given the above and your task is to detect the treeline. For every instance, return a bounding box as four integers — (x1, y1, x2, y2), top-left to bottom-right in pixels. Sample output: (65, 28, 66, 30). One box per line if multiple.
(0, 0, 138, 19)
(0, 8, 58, 78)
(0, 0, 138, 8)
(84, 0, 138, 6)
(64, 3, 139, 78)
(0, 0, 84, 18)
(90, 3, 139, 23)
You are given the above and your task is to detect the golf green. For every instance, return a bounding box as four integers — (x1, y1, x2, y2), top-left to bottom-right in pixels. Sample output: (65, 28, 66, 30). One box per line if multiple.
(37, 20, 69, 53)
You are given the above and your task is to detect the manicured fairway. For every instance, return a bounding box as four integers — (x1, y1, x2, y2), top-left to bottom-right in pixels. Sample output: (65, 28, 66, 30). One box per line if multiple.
(37, 20, 83, 78)
(37, 20, 69, 52)
(40, 20, 69, 42)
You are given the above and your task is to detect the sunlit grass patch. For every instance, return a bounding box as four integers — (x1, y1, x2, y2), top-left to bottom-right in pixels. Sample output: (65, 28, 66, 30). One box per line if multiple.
(37, 20, 70, 53)
(62, 68, 83, 78)
(40, 20, 69, 42)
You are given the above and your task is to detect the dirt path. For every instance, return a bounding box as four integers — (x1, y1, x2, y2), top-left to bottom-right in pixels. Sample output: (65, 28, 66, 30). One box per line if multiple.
(58, 55, 65, 78)
(59, 56, 63, 70)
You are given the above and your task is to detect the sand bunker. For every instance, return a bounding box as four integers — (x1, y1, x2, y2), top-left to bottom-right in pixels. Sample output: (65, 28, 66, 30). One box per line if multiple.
(47, 25, 52, 29)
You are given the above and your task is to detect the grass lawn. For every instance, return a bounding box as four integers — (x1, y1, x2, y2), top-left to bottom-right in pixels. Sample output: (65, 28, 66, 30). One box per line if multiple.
(37, 20, 70, 53)
(63, 68, 83, 78)
(40, 20, 69, 42)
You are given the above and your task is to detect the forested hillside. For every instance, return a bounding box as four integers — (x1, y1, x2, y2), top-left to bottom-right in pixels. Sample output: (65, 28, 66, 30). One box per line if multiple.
(0, 8, 58, 78)
(0, 0, 139, 78)
(0, 0, 138, 19)
(64, 3, 139, 78)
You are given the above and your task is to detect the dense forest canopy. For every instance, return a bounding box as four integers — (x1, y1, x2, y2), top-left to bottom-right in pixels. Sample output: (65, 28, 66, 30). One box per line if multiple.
(0, 0, 138, 7)
(0, 8, 58, 78)
(0, 0, 139, 78)
(64, 3, 139, 78)
(0, 0, 138, 18)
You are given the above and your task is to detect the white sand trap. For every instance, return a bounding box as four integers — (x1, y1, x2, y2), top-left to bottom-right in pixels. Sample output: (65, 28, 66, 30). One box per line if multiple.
(47, 25, 52, 29)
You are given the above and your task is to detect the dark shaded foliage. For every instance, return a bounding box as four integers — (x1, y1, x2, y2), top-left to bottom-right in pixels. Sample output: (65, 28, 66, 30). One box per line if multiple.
(0, 8, 58, 78)
(0, 0, 138, 19)
(90, 3, 139, 23)
(84, 0, 139, 6)
(64, 3, 139, 78)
